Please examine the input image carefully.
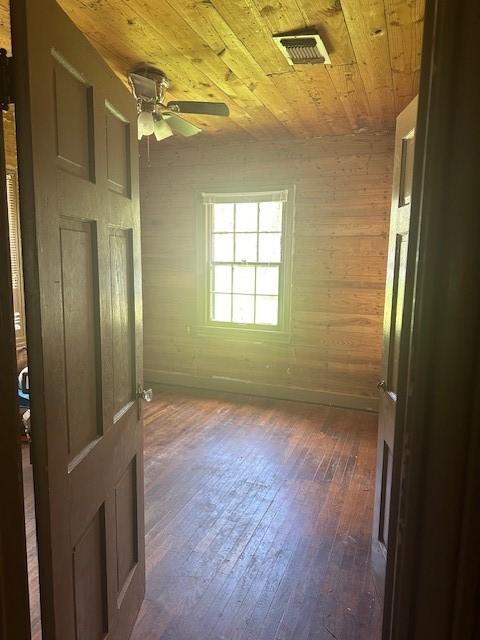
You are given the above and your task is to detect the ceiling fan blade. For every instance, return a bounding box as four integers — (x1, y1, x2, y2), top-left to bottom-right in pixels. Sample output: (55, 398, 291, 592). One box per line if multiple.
(166, 101, 230, 117)
(164, 113, 202, 137)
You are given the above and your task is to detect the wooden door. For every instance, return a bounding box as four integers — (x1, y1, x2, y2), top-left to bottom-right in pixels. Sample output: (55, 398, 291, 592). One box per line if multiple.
(372, 97, 418, 595)
(11, 1, 145, 638)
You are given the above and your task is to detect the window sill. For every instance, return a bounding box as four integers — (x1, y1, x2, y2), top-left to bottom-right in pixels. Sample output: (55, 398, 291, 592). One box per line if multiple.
(192, 324, 292, 344)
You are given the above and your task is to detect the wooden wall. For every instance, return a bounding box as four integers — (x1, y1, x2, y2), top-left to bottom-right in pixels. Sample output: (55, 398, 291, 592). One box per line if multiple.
(141, 132, 394, 411)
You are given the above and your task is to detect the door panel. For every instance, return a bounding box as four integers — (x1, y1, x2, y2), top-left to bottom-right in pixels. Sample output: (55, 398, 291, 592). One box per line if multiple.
(106, 107, 131, 196)
(378, 440, 393, 547)
(372, 97, 418, 595)
(53, 54, 95, 180)
(72, 507, 108, 640)
(60, 218, 102, 461)
(11, 1, 145, 638)
(387, 232, 408, 395)
(115, 457, 139, 597)
(399, 133, 415, 206)
(110, 228, 136, 419)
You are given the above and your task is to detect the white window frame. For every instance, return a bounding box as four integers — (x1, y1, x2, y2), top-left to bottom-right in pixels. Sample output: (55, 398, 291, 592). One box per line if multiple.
(196, 188, 294, 342)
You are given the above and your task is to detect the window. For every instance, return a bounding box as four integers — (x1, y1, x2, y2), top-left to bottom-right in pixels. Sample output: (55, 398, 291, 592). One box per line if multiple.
(6, 169, 26, 347)
(199, 190, 293, 337)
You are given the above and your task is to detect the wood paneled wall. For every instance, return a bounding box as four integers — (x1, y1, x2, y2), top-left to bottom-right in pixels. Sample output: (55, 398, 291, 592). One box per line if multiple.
(141, 132, 394, 411)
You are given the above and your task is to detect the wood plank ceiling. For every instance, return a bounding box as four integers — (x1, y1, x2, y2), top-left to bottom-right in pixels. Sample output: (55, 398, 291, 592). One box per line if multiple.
(0, 0, 424, 139)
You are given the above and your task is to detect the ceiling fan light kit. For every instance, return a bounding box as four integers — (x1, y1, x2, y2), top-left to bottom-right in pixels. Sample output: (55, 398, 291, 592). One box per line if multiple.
(137, 109, 155, 139)
(153, 115, 174, 142)
(128, 66, 230, 142)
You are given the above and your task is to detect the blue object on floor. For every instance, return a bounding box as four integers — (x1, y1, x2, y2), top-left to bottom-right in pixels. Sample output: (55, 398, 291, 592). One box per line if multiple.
(18, 366, 30, 409)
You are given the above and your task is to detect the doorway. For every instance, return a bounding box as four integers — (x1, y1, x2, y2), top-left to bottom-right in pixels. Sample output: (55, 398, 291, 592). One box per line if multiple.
(3, 106, 42, 639)
(1, 1, 429, 639)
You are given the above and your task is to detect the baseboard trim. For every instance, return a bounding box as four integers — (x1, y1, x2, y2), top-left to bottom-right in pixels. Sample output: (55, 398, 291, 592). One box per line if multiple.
(144, 369, 379, 413)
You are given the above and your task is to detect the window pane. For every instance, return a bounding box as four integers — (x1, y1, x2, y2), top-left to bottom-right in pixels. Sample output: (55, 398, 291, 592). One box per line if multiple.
(233, 265, 255, 294)
(213, 233, 234, 262)
(259, 202, 282, 232)
(232, 294, 255, 324)
(235, 233, 257, 262)
(213, 203, 234, 232)
(258, 233, 281, 263)
(212, 293, 231, 322)
(256, 266, 279, 295)
(213, 265, 232, 292)
(235, 203, 258, 232)
(255, 296, 278, 325)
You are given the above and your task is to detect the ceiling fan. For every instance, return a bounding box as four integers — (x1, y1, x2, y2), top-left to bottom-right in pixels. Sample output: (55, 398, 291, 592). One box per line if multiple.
(128, 67, 230, 141)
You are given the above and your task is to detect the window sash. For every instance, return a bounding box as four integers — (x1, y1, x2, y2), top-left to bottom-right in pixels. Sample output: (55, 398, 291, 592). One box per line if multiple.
(210, 261, 281, 267)
(203, 189, 288, 204)
(211, 292, 279, 327)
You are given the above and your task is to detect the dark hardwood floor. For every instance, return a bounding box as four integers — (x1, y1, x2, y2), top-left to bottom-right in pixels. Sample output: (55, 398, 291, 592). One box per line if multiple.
(22, 445, 41, 640)
(23, 388, 382, 640)
(132, 388, 382, 640)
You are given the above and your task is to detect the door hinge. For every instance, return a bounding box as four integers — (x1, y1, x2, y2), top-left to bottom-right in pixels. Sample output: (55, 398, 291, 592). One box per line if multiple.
(0, 49, 14, 111)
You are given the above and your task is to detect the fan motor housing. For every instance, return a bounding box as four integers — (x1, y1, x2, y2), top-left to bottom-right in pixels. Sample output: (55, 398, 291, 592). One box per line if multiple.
(128, 67, 170, 104)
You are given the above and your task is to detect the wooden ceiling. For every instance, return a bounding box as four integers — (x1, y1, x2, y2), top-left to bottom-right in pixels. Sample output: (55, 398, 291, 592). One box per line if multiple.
(1, 0, 424, 140)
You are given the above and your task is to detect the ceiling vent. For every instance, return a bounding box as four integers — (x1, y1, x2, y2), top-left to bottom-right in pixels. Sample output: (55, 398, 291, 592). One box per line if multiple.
(273, 33, 331, 66)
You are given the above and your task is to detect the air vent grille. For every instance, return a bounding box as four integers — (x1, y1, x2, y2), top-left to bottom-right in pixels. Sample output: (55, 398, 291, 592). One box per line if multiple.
(273, 33, 331, 66)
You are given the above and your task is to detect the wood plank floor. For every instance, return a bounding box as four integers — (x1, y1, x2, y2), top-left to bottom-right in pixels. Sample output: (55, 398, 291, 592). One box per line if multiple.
(22, 445, 42, 640)
(23, 387, 382, 640)
(132, 388, 382, 640)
